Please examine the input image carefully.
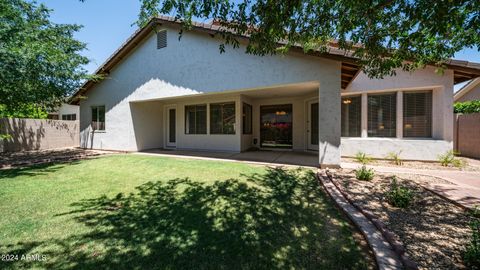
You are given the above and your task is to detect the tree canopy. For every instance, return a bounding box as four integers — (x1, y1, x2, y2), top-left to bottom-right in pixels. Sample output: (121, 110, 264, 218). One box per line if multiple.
(137, 0, 479, 78)
(0, 0, 91, 115)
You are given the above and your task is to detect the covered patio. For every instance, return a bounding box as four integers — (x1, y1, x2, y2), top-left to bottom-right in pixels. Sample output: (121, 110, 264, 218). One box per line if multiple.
(138, 149, 319, 167)
(129, 80, 341, 168)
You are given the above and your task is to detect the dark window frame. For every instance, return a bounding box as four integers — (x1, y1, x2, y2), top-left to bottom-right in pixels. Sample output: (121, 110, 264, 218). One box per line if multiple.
(210, 102, 236, 135)
(242, 103, 252, 135)
(184, 104, 207, 135)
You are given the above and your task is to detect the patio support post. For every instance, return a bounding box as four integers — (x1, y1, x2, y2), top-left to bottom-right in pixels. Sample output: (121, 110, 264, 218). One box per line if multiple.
(318, 82, 341, 168)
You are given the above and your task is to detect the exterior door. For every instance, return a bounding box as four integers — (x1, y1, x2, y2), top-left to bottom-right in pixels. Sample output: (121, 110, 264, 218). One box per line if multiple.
(307, 101, 319, 150)
(165, 106, 176, 148)
(260, 104, 293, 149)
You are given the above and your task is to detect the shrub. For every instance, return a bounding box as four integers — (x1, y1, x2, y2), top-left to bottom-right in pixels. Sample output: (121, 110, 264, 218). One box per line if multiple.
(355, 151, 372, 165)
(355, 166, 375, 181)
(464, 208, 480, 269)
(454, 100, 480, 114)
(438, 150, 466, 168)
(386, 177, 414, 208)
(386, 151, 403, 166)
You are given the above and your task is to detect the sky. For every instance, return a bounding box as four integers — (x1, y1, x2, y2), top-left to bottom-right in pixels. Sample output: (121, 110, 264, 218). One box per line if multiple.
(39, 0, 480, 91)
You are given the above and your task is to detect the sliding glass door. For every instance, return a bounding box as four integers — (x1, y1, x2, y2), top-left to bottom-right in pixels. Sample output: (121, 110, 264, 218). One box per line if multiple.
(260, 104, 293, 149)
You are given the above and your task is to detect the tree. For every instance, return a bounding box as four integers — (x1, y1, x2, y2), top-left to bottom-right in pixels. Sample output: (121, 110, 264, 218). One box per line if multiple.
(0, 0, 92, 115)
(137, 0, 479, 78)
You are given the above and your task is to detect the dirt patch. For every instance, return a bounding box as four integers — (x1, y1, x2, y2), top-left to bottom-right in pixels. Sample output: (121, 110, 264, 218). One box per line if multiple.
(0, 148, 107, 169)
(342, 157, 480, 172)
(333, 169, 473, 270)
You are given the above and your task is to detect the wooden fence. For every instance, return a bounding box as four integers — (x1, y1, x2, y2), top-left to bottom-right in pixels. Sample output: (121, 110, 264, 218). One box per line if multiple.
(454, 113, 480, 159)
(0, 118, 79, 152)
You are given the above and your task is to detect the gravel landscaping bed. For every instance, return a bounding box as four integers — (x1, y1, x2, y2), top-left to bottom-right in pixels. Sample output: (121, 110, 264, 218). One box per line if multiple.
(332, 169, 473, 270)
(342, 157, 480, 172)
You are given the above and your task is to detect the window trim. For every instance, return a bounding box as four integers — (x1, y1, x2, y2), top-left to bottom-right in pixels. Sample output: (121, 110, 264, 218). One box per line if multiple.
(210, 101, 236, 135)
(184, 104, 207, 135)
(91, 105, 105, 131)
(242, 102, 253, 135)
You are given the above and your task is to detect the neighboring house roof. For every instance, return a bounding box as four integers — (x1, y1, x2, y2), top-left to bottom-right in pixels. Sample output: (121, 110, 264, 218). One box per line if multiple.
(454, 77, 480, 102)
(70, 16, 480, 105)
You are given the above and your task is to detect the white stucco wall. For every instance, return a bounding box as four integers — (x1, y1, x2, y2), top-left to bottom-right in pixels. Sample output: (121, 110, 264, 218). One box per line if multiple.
(341, 67, 454, 160)
(79, 22, 457, 164)
(340, 138, 452, 160)
(79, 24, 341, 164)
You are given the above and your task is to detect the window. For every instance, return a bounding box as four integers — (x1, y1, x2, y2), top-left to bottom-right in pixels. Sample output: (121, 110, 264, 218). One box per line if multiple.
(368, 93, 396, 137)
(310, 102, 319, 144)
(185, 104, 207, 134)
(243, 103, 252, 134)
(61, 114, 76, 121)
(403, 91, 432, 138)
(157, 30, 167, 49)
(91, 106, 105, 131)
(341, 96, 361, 137)
(169, 109, 176, 143)
(210, 102, 236, 134)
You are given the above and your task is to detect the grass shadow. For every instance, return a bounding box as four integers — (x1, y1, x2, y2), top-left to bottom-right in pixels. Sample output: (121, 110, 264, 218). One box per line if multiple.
(1, 167, 370, 269)
(0, 159, 85, 179)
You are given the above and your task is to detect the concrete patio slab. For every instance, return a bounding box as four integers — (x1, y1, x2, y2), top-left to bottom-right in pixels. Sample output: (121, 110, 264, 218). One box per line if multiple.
(138, 149, 319, 168)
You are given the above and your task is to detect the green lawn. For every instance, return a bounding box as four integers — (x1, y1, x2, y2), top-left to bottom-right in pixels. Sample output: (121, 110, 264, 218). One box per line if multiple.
(0, 154, 371, 269)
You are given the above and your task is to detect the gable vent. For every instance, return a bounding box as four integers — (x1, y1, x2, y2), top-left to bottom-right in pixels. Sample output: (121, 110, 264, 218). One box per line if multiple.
(157, 30, 167, 49)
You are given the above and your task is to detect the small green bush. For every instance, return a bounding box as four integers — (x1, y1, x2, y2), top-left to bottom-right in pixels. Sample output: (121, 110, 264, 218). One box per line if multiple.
(438, 150, 466, 168)
(464, 208, 480, 269)
(454, 100, 480, 114)
(386, 151, 403, 166)
(355, 166, 375, 181)
(355, 152, 372, 165)
(386, 177, 414, 208)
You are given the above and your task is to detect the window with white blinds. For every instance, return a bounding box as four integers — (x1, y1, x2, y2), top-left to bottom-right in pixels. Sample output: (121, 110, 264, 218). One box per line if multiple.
(368, 93, 396, 137)
(403, 91, 432, 138)
(341, 95, 361, 137)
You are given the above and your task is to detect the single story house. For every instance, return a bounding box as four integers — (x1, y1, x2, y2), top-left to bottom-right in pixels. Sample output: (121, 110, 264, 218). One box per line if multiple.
(70, 16, 480, 167)
(454, 77, 480, 102)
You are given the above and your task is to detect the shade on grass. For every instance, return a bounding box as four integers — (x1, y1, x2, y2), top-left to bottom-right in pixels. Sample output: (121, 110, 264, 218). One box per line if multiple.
(0, 154, 371, 269)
